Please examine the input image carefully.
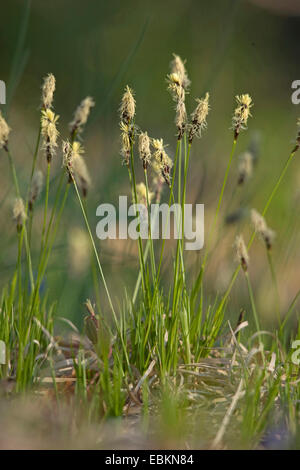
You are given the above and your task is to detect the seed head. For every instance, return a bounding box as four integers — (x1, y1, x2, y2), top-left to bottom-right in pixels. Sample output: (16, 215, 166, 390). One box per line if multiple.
(72, 148, 91, 198)
(175, 99, 187, 140)
(232, 94, 253, 140)
(0, 112, 10, 150)
(41, 109, 59, 163)
(292, 118, 300, 154)
(138, 132, 151, 170)
(41, 73, 56, 109)
(238, 151, 253, 185)
(170, 54, 190, 90)
(29, 170, 43, 211)
(234, 234, 249, 272)
(69, 96, 95, 138)
(120, 122, 134, 166)
(188, 93, 210, 143)
(120, 85, 135, 124)
(13, 197, 26, 231)
(251, 209, 275, 250)
(167, 72, 185, 102)
(152, 138, 173, 187)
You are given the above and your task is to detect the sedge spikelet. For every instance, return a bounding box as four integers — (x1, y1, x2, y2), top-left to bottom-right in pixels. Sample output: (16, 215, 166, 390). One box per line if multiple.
(29, 170, 44, 211)
(41, 73, 56, 110)
(238, 151, 253, 185)
(188, 93, 210, 143)
(251, 209, 276, 250)
(138, 132, 151, 170)
(120, 85, 135, 124)
(234, 234, 249, 272)
(0, 112, 10, 150)
(13, 197, 26, 231)
(41, 109, 59, 163)
(232, 94, 253, 140)
(69, 96, 95, 138)
(170, 54, 190, 90)
(152, 138, 173, 187)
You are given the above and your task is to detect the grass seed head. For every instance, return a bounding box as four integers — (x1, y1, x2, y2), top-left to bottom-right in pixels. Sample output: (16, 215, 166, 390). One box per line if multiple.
(29, 170, 44, 211)
(188, 93, 210, 143)
(251, 209, 276, 250)
(72, 149, 91, 198)
(41, 73, 56, 109)
(120, 122, 133, 166)
(0, 112, 10, 150)
(13, 197, 26, 231)
(167, 72, 185, 102)
(41, 109, 59, 163)
(235, 234, 249, 271)
(139, 131, 152, 170)
(170, 53, 190, 90)
(238, 151, 253, 185)
(232, 94, 253, 140)
(120, 85, 135, 124)
(69, 96, 95, 138)
(175, 99, 187, 141)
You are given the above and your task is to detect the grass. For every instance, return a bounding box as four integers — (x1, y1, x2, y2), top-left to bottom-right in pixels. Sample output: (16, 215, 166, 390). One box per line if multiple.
(0, 56, 300, 450)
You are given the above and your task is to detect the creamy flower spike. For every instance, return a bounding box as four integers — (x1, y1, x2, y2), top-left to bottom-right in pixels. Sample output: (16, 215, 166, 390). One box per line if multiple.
(138, 132, 151, 170)
(29, 170, 44, 211)
(188, 93, 210, 143)
(41, 109, 59, 163)
(120, 86, 135, 124)
(0, 112, 10, 150)
(41, 73, 56, 109)
(232, 94, 253, 139)
(167, 72, 185, 102)
(251, 209, 276, 250)
(234, 234, 249, 272)
(175, 99, 187, 140)
(13, 197, 27, 231)
(170, 54, 190, 91)
(120, 122, 133, 166)
(152, 138, 173, 187)
(238, 151, 253, 185)
(69, 96, 95, 137)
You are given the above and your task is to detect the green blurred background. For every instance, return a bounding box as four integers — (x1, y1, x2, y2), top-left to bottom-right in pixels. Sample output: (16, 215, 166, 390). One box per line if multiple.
(0, 0, 299, 328)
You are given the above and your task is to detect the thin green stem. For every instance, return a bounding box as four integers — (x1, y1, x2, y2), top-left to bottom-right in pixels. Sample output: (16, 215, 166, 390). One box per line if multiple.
(72, 177, 130, 370)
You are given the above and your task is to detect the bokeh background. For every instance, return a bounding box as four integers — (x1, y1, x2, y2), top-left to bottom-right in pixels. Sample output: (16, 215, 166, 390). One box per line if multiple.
(0, 0, 299, 329)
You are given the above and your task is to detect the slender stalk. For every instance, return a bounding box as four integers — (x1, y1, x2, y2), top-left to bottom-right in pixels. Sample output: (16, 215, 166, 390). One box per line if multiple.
(6, 148, 34, 291)
(129, 143, 149, 305)
(144, 169, 156, 279)
(41, 161, 50, 250)
(72, 177, 130, 370)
